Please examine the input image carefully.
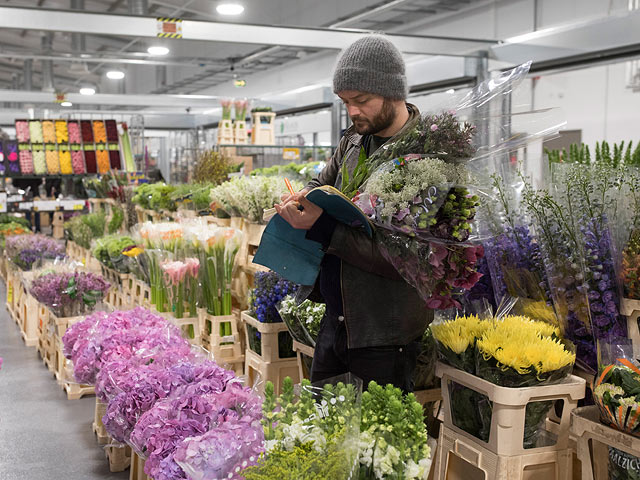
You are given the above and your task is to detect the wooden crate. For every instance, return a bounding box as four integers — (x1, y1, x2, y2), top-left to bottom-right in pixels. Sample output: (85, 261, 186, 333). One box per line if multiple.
(129, 452, 151, 480)
(106, 442, 132, 473)
(292, 340, 314, 381)
(241, 311, 297, 363)
(134, 205, 146, 225)
(93, 399, 109, 445)
(5, 261, 19, 321)
(620, 298, 640, 348)
(153, 309, 201, 346)
(571, 405, 640, 480)
(17, 287, 39, 347)
(200, 309, 243, 359)
(51, 311, 95, 400)
(436, 362, 585, 457)
(130, 278, 151, 308)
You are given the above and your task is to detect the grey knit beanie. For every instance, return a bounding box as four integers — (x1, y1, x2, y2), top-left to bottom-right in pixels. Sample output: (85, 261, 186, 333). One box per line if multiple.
(333, 35, 408, 100)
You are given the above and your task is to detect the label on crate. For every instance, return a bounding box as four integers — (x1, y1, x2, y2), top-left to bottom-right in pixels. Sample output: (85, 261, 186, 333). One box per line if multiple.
(107, 143, 119, 151)
(45, 144, 56, 151)
(18, 143, 30, 150)
(609, 447, 640, 479)
(7, 285, 12, 303)
(70, 144, 81, 151)
(96, 144, 105, 151)
(83, 144, 94, 151)
(31, 143, 44, 150)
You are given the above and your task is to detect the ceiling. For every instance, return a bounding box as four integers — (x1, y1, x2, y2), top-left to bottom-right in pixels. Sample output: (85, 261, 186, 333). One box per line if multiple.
(0, 0, 492, 98)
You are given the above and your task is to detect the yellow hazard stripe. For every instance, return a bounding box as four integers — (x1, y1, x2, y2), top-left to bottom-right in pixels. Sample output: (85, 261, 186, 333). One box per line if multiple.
(157, 33, 183, 39)
(157, 17, 182, 23)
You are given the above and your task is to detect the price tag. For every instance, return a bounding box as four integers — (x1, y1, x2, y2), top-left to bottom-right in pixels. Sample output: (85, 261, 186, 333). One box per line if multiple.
(84, 144, 94, 151)
(73, 204, 84, 211)
(7, 285, 12, 304)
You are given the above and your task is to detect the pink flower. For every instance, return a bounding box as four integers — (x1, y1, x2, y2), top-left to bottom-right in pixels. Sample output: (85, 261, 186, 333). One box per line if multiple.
(184, 258, 200, 278)
(162, 261, 189, 286)
(430, 124, 438, 132)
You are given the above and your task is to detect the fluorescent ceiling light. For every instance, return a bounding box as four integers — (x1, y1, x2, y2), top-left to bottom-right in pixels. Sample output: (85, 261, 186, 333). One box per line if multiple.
(216, 3, 244, 15)
(106, 70, 125, 80)
(61, 101, 73, 107)
(446, 88, 455, 94)
(79, 87, 96, 95)
(147, 46, 170, 56)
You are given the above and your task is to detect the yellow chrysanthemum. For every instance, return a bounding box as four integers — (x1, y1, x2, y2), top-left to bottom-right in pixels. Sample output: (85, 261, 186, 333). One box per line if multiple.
(430, 315, 489, 354)
(123, 247, 144, 257)
(477, 319, 574, 374)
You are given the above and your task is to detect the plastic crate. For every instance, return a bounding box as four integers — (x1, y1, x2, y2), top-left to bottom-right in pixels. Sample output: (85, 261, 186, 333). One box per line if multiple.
(436, 362, 585, 456)
(200, 309, 243, 361)
(570, 405, 640, 480)
(244, 348, 299, 395)
(435, 424, 573, 480)
(292, 340, 314, 381)
(93, 399, 109, 445)
(241, 311, 296, 363)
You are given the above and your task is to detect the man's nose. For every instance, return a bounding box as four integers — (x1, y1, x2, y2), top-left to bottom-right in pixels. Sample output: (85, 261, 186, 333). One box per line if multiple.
(347, 105, 361, 117)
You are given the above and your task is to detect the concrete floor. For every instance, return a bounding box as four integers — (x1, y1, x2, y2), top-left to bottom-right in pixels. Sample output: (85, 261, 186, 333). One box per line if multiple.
(0, 282, 129, 480)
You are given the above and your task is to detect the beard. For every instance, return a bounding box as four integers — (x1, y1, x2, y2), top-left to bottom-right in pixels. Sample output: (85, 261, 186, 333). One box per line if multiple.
(351, 98, 396, 136)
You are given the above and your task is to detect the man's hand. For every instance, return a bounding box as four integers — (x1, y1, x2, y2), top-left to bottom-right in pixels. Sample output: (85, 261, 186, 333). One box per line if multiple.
(280, 187, 310, 207)
(275, 193, 323, 230)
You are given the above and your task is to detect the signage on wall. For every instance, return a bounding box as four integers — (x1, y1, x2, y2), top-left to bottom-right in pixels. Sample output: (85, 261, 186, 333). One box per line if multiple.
(282, 148, 300, 161)
(234, 79, 246, 87)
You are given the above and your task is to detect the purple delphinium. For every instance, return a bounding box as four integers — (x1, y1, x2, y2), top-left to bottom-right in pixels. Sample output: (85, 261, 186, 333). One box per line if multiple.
(249, 271, 298, 324)
(5, 234, 65, 270)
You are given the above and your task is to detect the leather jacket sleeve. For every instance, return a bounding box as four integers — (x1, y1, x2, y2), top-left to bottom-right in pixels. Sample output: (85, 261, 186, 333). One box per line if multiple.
(326, 223, 404, 282)
(306, 137, 348, 190)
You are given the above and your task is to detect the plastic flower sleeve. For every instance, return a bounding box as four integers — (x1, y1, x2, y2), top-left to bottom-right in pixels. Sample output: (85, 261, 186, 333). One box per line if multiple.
(243, 374, 362, 480)
(614, 167, 640, 301)
(480, 174, 556, 322)
(277, 294, 324, 348)
(594, 339, 640, 437)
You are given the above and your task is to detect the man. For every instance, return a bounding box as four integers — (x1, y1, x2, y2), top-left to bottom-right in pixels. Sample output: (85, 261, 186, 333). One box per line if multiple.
(276, 35, 431, 391)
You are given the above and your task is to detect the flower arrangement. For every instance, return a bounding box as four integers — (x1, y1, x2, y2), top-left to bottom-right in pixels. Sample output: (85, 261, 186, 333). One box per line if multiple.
(210, 176, 304, 223)
(0, 221, 30, 248)
(162, 258, 200, 321)
(193, 151, 232, 185)
(220, 98, 233, 120)
(65, 212, 107, 249)
(431, 313, 575, 447)
(5, 234, 65, 270)
(234, 98, 249, 121)
(277, 294, 324, 347)
(30, 270, 110, 317)
(243, 376, 361, 480)
(132, 183, 178, 212)
(248, 271, 298, 357)
(92, 234, 137, 272)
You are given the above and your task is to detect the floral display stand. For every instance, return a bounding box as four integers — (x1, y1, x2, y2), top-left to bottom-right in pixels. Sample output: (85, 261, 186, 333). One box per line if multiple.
(129, 452, 151, 480)
(51, 311, 95, 400)
(199, 309, 244, 374)
(93, 399, 109, 445)
(36, 302, 55, 371)
(241, 311, 299, 394)
(5, 261, 20, 323)
(291, 340, 314, 381)
(14, 273, 39, 347)
(620, 298, 640, 349)
(131, 278, 151, 309)
(105, 442, 132, 473)
(434, 362, 586, 480)
(570, 405, 640, 480)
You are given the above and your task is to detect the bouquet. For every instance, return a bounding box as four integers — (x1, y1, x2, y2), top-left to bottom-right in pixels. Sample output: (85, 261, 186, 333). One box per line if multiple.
(30, 270, 110, 317)
(132, 183, 177, 212)
(209, 176, 303, 223)
(234, 98, 249, 121)
(161, 258, 200, 323)
(65, 211, 107, 249)
(278, 294, 324, 347)
(243, 375, 361, 480)
(247, 271, 298, 358)
(92, 234, 137, 272)
(220, 98, 232, 121)
(352, 150, 484, 309)
(481, 174, 554, 321)
(594, 340, 640, 437)
(5, 234, 66, 270)
(431, 312, 575, 448)
(357, 382, 431, 479)
(185, 223, 243, 338)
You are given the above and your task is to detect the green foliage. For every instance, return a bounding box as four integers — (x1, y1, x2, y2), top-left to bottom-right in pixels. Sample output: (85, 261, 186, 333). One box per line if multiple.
(341, 146, 368, 199)
(0, 214, 31, 229)
(132, 183, 177, 212)
(193, 150, 232, 184)
(171, 183, 215, 211)
(251, 106, 273, 113)
(64, 212, 106, 248)
(92, 234, 136, 270)
(251, 161, 323, 183)
(546, 140, 640, 167)
(108, 206, 124, 234)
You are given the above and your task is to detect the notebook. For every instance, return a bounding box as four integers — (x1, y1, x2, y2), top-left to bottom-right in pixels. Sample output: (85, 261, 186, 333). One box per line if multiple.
(253, 185, 373, 285)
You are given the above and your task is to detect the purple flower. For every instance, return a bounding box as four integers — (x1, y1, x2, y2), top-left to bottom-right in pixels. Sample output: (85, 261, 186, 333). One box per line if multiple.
(6, 234, 65, 270)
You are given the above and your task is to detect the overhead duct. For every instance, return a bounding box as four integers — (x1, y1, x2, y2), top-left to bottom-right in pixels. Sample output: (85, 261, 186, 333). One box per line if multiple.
(23, 59, 33, 91)
(129, 0, 148, 16)
(41, 33, 55, 92)
(69, 0, 90, 76)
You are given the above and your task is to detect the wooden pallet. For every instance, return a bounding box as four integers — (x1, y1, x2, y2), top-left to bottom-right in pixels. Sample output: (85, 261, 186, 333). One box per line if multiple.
(93, 399, 109, 445)
(105, 442, 132, 473)
(129, 452, 151, 480)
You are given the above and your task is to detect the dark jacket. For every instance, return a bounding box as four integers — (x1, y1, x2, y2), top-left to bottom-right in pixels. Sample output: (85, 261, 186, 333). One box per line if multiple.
(300, 103, 432, 349)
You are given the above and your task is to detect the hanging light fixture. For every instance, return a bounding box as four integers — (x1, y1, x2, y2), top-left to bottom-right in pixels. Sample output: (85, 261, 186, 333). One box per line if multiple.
(147, 46, 170, 56)
(216, 3, 244, 15)
(106, 70, 125, 80)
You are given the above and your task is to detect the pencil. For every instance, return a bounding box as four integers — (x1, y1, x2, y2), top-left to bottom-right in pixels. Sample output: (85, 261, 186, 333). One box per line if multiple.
(284, 178, 295, 196)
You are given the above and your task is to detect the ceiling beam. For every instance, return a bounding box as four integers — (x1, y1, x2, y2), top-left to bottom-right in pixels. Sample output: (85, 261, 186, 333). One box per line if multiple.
(0, 6, 497, 56)
(0, 89, 221, 107)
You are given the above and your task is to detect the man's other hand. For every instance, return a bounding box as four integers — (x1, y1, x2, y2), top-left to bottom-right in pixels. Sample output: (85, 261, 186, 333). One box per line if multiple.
(275, 193, 323, 230)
